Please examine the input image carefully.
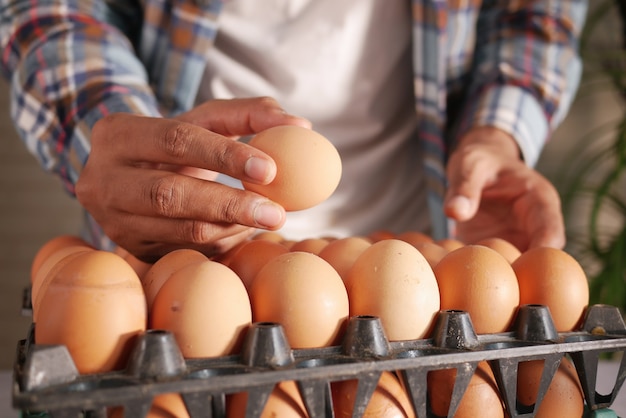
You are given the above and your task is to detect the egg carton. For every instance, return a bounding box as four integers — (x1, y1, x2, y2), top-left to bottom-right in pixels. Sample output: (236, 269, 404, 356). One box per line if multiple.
(13, 304, 626, 418)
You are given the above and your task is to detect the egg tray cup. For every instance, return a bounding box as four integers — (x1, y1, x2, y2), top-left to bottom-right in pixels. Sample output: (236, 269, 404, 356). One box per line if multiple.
(13, 304, 626, 418)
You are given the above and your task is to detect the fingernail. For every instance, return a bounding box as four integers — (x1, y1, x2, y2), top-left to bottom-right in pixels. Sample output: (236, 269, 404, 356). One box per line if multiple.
(254, 201, 284, 228)
(449, 196, 472, 219)
(245, 157, 275, 183)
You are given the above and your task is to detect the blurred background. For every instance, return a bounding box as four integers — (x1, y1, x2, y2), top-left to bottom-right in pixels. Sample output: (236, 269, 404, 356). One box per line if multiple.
(0, 1, 624, 371)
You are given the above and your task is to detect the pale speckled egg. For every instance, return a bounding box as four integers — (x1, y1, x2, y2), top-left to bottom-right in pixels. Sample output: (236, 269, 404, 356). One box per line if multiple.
(35, 250, 147, 374)
(242, 125, 342, 211)
(347, 239, 440, 341)
(150, 260, 251, 358)
(250, 251, 349, 348)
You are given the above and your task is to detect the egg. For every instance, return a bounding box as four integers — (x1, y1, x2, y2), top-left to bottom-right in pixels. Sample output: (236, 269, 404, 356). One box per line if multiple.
(227, 239, 289, 291)
(347, 239, 440, 340)
(250, 251, 349, 348)
(434, 245, 520, 334)
(396, 230, 434, 247)
(31, 244, 95, 319)
(512, 247, 589, 332)
(242, 125, 342, 211)
(150, 260, 251, 358)
(30, 234, 92, 283)
(413, 241, 449, 269)
(108, 393, 190, 418)
(428, 361, 505, 418)
(251, 231, 286, 243)
(318, 236, 372, 285)
(114, 246, 153, 279)
(289, 238, 330, 255)
(331, 371, 416, 418)
(436, 238, 465, 251)
(368, 230, 394, 242)
(227, 381, 307, 418)
(35, 250, 147, 374)
(141, 249, 209, 311)
(516, 357, 584, 417)
(474, 237, 521, 263)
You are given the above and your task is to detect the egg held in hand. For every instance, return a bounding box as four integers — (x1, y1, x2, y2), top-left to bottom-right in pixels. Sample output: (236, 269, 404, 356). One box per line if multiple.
(242, 125, 342, 211)
(35, 250, 147, 374)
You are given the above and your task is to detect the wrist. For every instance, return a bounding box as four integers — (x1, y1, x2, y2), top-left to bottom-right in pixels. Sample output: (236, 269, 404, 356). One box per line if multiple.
(457, 126, 522, 161)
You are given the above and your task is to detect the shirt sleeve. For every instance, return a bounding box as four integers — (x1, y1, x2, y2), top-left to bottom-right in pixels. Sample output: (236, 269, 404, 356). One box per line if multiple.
(0, 0, 161, 195)
(455, 0, 588, 167)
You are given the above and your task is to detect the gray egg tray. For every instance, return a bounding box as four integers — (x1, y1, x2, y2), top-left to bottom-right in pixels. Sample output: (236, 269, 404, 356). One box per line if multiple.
(13, 304, 626, 418)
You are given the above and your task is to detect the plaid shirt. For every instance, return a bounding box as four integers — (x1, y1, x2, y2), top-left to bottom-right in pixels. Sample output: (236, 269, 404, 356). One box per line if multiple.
(0, 0, 587, 249)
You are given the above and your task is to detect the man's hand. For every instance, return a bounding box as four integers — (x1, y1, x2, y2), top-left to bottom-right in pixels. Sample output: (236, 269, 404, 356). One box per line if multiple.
(75, 97, 311, 262)
(444, 126, 565, 251)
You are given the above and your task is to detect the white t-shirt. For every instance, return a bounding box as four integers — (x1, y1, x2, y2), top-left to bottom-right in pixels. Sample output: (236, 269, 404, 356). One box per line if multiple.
(195, 0, 430, 240)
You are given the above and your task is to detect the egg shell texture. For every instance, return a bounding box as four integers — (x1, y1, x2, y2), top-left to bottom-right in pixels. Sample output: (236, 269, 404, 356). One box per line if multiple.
(150, 260, 252, 358)
(250, 251, 349, 348)
(242, 125, 342, 211)
(347, 239, 441, 341)
(35, 250, 147, 374)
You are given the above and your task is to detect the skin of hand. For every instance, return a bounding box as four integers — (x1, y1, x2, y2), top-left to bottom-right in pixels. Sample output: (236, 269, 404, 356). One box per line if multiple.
(75, 97, 311, 263)
(444, 126, 566, 251)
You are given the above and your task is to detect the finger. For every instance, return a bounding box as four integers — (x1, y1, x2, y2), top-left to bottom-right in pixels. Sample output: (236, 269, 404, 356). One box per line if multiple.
(106, 167, 286, 229)
(93, 114, 277, 185)
(109, 215, 256, 262)
(444, 153, 501, 221)
(523, 187, 566, 250)
(177, 97, 312, 135)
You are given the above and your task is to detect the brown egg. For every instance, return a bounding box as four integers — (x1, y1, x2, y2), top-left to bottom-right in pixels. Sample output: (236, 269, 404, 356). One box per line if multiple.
(250, 251, 349, 348)
(332, 371, 416, 418)
(35, 250, 147, 374)
(227, 381, 307, 418)
(396, 230, 434, 247)
(348, 239, 440, 340)
(289, 238, 330, 255)
(434, 245, 520, 334)
(318, 236, 372, 285)
(108, 393, 190, 418)
(517, 357, 584, 417)
(30, 234, 92, 283)
(31, 245, 94, 319)
(151, 260, 251, 358)
(436, 238, 465, 251)
(474, 237, 521, 263)
(228, 239, 289, 291)
(413, 242, 449, 269)
(114, 246, 153, 279)
(368, 230, 394, 242)
(141, 249, 209, 311)
(428, 361, 504, 418)
(242, 125, 342, 211)
(512, 247, 589, 332)
(251, 231, 286, 243)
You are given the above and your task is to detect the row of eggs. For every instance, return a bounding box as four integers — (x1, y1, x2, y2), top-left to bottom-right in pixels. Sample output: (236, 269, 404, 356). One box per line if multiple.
(27, 231, 589, 417)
